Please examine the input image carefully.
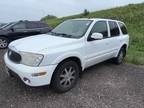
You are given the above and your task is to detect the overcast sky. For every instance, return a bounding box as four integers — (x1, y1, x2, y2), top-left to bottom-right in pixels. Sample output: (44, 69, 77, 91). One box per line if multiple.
(0, 0, 143, 23)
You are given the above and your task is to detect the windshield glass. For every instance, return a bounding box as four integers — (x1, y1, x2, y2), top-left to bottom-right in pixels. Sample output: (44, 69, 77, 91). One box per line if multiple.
(0, 23, 6, 27)
(51, 20, 92, 38)
(1, 23, 11, 29)
(1, 22, 16, 30)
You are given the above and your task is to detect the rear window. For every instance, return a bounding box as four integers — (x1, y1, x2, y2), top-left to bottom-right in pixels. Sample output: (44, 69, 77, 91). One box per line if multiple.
(118, 22, 128, 34)
(38, 23, 48, 28)
(27, 22, 48, 29)
(27, 22, 38, 29)
(108, 21, 120, 37)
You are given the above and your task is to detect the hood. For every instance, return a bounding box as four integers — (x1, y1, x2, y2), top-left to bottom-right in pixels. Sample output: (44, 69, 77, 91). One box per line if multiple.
(9, 34, 77, 53)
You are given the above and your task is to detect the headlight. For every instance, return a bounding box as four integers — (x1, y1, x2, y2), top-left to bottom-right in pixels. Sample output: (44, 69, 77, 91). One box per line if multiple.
(20, 52, 44, 67)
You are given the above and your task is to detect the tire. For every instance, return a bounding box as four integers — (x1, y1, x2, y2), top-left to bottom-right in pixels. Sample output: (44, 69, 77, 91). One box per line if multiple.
(8, 71, 14, 77)
(0, 37, 9, 49)
(51, 60, 80, 93)
(113, 47, 126, 65)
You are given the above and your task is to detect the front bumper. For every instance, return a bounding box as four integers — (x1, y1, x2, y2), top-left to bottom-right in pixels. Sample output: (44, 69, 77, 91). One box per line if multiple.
(4, 53, 57, 87)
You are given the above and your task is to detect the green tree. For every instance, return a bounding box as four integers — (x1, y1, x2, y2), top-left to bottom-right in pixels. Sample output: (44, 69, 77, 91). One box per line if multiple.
(83, 9, 90, 16)
(41, 15, 57, 21)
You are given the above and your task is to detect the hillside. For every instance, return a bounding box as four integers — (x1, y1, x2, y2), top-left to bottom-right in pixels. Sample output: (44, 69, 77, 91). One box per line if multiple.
(43, 3, 144, 65)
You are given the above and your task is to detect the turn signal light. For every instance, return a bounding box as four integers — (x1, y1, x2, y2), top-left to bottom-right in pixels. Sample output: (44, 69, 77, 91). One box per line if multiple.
(32, 72, 47, 77)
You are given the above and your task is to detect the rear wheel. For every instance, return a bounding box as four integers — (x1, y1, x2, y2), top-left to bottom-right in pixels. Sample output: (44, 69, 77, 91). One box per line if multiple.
(0, 37, 8, 49)
(51, 61, 80, 93)
(114, 47, 126, 65)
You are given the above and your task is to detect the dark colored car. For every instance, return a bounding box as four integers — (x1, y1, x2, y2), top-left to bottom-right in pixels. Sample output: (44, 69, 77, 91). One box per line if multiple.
(0, 21, 52, 49)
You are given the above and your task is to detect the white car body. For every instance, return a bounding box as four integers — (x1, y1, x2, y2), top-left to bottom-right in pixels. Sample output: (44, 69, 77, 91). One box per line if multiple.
(4, 18, 129, 87)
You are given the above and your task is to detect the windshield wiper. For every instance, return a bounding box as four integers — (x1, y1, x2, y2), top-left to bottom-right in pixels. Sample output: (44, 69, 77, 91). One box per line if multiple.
(50, 32, 73, 38)
(57, 33, 73, 38)
(50, 31, 58, 35)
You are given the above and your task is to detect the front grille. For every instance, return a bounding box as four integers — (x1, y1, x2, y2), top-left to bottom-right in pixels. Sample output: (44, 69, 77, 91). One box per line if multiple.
(8, 49, 21, 63)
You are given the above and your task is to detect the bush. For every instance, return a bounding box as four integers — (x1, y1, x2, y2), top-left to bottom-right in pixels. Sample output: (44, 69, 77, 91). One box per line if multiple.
(83, 9, 90, 16)
(41, 15, 57, 21)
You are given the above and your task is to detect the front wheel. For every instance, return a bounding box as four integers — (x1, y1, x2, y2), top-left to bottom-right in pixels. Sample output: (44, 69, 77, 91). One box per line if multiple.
(113, 47, 126, 65)
(0, 37, 9, 49)
(51, 61, 80, 93)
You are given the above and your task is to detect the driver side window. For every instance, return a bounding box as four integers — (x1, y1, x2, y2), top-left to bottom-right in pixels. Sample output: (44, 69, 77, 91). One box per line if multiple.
(13, 23, 26, 30)
(90, 21, 108, 38)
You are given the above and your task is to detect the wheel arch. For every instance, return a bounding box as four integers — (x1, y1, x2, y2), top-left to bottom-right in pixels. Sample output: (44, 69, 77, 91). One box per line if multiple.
(50, 56, 83, 84)
(55, 56, 83, 71)
(0, 35, 7, 38)
(51, 51, 85, 69)
(121, 44, 127, 50)
(116, 43, 127, 57)
(0, 35, 9, 41)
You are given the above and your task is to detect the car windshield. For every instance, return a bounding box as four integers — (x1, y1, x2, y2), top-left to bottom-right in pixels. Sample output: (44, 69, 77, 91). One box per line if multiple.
(50, 20, 92, 38)
(0, 23, 6, 27)
(1, 22, 16, 30)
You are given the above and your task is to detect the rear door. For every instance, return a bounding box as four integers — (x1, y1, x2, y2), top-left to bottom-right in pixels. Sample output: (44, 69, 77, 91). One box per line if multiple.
(118, 22, 129, 48)
(107, 21, 121, 56)
(38, 23, 51, 33)
(26, 22, 41, 35)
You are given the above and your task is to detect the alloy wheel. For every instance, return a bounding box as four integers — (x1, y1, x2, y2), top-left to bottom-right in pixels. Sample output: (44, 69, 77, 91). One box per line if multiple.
(118, 50, 124, 63)
(59, 66, 76, 88)
(0, 39, 8, 48)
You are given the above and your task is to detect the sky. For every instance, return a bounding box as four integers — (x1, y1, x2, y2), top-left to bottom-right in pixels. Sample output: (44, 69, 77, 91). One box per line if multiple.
(0, 0, 144, 23)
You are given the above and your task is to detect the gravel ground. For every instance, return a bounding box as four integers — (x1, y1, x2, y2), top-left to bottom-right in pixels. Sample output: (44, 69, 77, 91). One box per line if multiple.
(0, 49, 144, 108)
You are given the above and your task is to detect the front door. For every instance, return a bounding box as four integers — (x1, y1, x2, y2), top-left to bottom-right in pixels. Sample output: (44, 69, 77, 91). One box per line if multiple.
(8, 22, 30, 40)
(84, 21, 112, 68)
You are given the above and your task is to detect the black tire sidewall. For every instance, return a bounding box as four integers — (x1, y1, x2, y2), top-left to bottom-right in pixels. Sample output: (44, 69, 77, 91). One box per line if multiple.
(116, 48, 126, 64)
(51, 60, 80, 93)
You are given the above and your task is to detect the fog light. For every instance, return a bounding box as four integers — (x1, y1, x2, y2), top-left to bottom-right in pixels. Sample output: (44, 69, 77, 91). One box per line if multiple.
(32, 72, 47, 77)
(23, 77, 31, 83)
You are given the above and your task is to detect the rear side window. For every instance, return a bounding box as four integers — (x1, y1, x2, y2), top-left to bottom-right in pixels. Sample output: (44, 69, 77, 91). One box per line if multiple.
(108, 21, 120, 37)
(35, 23, 44, 28)
(91, 21, 108, 38)
(38, 23, 48, 28)
(27, 22, 48, 29)
(27, 22, 38, 29)
(118, 22, 128, 34)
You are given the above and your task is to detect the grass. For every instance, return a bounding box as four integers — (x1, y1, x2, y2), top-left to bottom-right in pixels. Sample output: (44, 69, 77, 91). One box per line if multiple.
(43, 3, 144, 65)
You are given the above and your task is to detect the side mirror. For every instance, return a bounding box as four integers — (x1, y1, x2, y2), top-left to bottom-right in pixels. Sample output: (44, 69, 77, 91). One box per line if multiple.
(10, 28, 15, 32)
(91, 33, 103, 40)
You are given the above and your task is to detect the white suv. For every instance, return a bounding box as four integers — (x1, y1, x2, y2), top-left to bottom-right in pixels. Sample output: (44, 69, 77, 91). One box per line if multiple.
(4, 18, 129, 93)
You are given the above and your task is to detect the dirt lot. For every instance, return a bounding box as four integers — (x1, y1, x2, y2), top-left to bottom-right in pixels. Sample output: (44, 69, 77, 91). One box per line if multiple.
(0, 49, 144, 108)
